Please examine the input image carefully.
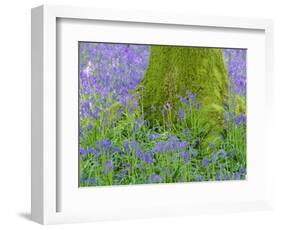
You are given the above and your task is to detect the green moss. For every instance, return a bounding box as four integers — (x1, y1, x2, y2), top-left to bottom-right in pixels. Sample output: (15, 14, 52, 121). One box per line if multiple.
(140, 46, 229, 135)
(234, 95, 246, 114)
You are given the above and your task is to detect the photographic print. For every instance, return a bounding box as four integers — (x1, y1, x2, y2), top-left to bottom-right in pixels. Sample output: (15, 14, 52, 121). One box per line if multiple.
(79, 42, 246, 187)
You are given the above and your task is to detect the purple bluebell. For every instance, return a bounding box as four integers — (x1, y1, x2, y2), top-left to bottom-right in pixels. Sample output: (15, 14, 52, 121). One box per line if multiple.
(239, 167, 246, 174)
(154, 141, 167, 153)
(218, 149, 227, 158)
(209, 143, 216, 151)
(149, 174, 162, 183)
(177, 108, 185, 121)
(80, 148, 87, 156)
(111, 146, 121, 154)
(215, 174, 221, 181)
(179, 151, 189, 163)
(212, 152, 217, 163)
(189, 93, 195, 102)
(131, 139, 143, 160)
(179, 141, 189, 149)
(222, 49, 246, 96)
(87, 147, 94, 154)
(117, 108, 123, 116)
(79, 42, 149, 120)
(153, 137, 189, 154)
(202, 158, 209, 167)
(87, 123, 93, 130)
(129, 106, 135, 114)
(87, 177, 97, 185)
(233, 114, 246, 127)
(100, 140, 111, 153)
(177, 95, 188, 104)
(222, 175, 228, 180)
(147, 133, 160, 141)
(123, 140, 130, 152)
(80, 171, 87, 182)
(233, 172, 241, 180)
(105, 160, 113, 171)
(143, 152, 154, 164)
(163, 167, 170, 175)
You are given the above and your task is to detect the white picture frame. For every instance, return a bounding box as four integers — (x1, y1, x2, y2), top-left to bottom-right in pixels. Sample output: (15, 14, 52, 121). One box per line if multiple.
(31, 4, 274, 225)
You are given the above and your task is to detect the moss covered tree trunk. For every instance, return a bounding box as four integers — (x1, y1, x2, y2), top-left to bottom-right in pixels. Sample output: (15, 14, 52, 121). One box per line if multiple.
(140, 46, 229, 136)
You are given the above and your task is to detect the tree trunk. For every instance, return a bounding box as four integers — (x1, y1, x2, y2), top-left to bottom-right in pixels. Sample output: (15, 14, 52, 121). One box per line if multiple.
(140, 46, 229, 136)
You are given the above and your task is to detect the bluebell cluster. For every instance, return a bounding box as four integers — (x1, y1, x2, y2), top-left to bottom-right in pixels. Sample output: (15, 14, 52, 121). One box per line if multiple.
(79, 43, 247, 186)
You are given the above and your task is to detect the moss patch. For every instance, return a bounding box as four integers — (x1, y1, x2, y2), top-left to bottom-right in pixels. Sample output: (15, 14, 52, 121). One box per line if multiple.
(140, 46, 229, 135)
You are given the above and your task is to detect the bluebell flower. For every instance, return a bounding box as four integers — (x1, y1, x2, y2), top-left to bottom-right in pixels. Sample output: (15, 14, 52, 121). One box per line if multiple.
(209, 143, 216, 150)
(87, 147, 94, 154)
(100, 140, 111, 153)
(131, 139, 143, 160)
(179, 141, 189, 149)
(80, 148, 87, 156)
(215, 174, 221, 181)
(211, 152, 217, 163)
(154, 141, 168, 153)
(149, 174, 162, 183)
(177, 108, 185, 121)
(189, 93, 195, 102)
(218, 149, 227, 158)
(177, 95, 187, 104)
(182, 128, 189, 136)
(179, 151, 189, 163)
(239, 167, 246, 174)
(80, 171, 87, 182)
(163, 167, 170, 175)
(233, 114, 246, 127)
(143, 152, 154, 164)
(147, 133, 160, 141)
(105, 160, 113, 171)
(117, 108, 122, 116)
(222, 175, 228, 180)
(110, 146, 120, 154)
(87, 123, 93, 130)
(233, 172, 241, 180)
(202, 158, 209, 168)
(197, 102, 201, 110)
(123, 140, 130, 152)
(87, 177, 97, 185)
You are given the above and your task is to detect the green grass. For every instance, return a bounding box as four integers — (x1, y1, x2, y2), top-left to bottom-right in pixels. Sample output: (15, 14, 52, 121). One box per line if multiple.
(79, 92, 246, 186)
